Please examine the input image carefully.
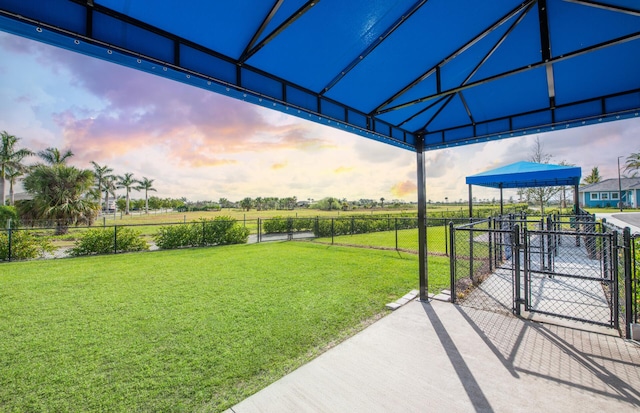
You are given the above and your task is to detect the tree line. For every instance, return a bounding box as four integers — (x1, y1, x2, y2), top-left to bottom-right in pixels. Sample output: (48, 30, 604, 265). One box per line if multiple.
(0, 130, 159, 233)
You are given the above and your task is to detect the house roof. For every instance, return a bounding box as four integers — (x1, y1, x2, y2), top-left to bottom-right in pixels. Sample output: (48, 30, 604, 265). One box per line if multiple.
(1, 0, 639, 152)
(465, 161, 582, 189)
(579, 178, 640, 192)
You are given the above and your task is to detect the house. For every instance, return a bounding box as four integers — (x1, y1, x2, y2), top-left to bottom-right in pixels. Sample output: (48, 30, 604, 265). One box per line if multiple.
(579, 178, 640, 208)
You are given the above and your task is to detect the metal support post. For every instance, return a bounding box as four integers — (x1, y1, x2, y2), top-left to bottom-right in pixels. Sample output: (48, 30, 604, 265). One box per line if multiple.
(417, 135, 429, 300)
(468, 184, 473, 218)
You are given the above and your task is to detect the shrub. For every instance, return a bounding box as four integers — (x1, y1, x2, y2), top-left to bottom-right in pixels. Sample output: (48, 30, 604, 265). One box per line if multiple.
(0, 230, 56, 260)
(263, 217, 315, 234)
(153, 223, 200, 249)
(69, 227, 148, 256)
(0, 205, 18, 228)
(153, 217, 249, 250)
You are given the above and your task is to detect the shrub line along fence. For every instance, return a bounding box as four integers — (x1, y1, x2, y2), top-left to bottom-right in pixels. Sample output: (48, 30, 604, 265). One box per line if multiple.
(1, 216, 463, 261)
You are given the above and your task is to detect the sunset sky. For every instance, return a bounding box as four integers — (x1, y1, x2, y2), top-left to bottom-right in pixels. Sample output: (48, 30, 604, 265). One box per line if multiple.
(1, 31, 639, 203)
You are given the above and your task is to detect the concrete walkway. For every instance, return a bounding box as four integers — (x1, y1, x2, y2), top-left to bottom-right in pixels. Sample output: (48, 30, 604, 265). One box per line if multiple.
(226, 300, 640, 413)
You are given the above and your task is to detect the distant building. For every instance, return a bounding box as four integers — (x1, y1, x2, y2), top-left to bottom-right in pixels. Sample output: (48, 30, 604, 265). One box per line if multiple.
(4, 192, 33, 204)
(579, 178, 640, 208)
(103, 199, 117, 212)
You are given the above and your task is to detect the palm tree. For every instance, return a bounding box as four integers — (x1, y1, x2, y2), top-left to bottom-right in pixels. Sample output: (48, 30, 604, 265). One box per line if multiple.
(583, 166, 602, 184)
(1, 131, 34, 205)
(135, 176, 157, 214)
(102, 176, 117, 212)
(90, 161, 114, 211)
(37, 147, 74, 165)
(5, 167, 25, 206)
(380, 197, 385, 209)
(18, 164, 99, 234)
(625, 152, 640, 174)
(117, 172, 137, 215)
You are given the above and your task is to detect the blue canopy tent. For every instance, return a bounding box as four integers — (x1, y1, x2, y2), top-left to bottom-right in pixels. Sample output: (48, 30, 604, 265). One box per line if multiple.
(466, 161, 582, 215)
(0, 0, 638, 299)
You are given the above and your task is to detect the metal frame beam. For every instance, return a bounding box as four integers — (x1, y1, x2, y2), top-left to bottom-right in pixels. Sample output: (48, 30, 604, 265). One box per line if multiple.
(422, 86, 640, 146)
(321, 0, 428, 95)
(565, 0, 640, 17)
(239, 0, 319, 64)
(382, 30, 640, 116)
(239, 0, 285, 63)
(371, 0, 535, 115)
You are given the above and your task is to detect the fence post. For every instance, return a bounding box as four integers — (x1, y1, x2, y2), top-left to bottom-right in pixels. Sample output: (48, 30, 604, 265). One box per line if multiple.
(7, 219, 12, 262)
(522, 226, 529, 312)
(612, 231, 620, 331)
(202, 220, 206, 246)
(488, 217, 493, 272)
(258, 218, 261, 243)
(602, 221, 609, 282)
(331, 218, 334, 245)
(114, 225, 118, 254)
(395, 218, 398, 251)
(469, 218, 474, 283)
(449, 221, 456, 303)
(623, 227, 632, 339)
(513, 224, 521, 316)
(444, 219, 449, 257)
(546, 215, 553, 269)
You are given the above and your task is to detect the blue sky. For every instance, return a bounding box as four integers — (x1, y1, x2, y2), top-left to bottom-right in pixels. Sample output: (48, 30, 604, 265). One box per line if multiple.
(1, 31, 639, 203)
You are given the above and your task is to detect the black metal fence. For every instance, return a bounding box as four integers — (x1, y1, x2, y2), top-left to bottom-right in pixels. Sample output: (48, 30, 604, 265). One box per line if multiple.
(1, 216, 469, 261)
(450, 212, 639, 339)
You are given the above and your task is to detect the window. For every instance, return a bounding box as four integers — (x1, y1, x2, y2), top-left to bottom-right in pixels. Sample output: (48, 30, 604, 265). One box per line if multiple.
(611, 192, 619, 200)
(590, 193, 599, 200)
(601, 193, 609, 200)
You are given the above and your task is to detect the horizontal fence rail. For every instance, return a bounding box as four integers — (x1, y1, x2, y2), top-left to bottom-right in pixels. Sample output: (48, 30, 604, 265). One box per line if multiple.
(1, 215, 467, 262)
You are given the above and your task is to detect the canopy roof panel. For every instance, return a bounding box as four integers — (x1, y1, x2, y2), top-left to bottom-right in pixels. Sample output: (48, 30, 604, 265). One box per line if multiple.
(466, 161, 582, 188)
(1, 0, 639, 152)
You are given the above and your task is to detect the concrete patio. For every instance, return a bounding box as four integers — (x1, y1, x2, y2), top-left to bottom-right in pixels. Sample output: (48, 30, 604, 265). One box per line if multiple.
(226, 299, 640, 413)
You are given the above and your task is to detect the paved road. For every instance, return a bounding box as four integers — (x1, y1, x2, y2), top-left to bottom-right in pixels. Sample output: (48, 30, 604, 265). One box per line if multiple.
(612, 212, 640, 229)
(595, 212, 640, 234)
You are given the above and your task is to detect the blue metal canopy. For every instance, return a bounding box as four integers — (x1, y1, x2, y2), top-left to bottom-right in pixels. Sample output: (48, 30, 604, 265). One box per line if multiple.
(466, 161, 582, 188)
(0, 0, 639, 152)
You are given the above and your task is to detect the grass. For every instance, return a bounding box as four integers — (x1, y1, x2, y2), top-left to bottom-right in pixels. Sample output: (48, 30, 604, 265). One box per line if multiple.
(315, 226, 449, 254)
(0, 242, 419, 412)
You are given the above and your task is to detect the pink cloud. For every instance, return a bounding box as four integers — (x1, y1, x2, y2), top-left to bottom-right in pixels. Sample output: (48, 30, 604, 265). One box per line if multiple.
(4, 33, 333, 166)
(390, 180, 416, 198)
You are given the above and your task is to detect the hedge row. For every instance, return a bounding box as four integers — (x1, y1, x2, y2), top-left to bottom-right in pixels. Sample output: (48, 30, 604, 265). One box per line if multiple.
(153, 217, 249, 249)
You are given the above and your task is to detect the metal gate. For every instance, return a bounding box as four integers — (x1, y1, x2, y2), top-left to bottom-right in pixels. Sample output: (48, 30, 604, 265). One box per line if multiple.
(450, 214, 633, 334)
(521, 228, 617, 329)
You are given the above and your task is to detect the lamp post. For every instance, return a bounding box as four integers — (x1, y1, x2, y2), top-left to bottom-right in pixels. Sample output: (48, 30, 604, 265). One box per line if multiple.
(618, 156, 624, 212)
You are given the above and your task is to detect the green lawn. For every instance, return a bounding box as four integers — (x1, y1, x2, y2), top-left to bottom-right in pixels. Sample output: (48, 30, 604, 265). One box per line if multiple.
(314, 226, 450, 254)
(0, 242, 419, 412)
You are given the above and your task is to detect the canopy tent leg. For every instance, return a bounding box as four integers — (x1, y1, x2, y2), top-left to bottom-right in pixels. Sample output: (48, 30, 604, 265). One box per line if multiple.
(574, 183, 579, 214)
(468, 184, 473, 218)
(500, 184, 504, 216)
(417, 135, 428, 301)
